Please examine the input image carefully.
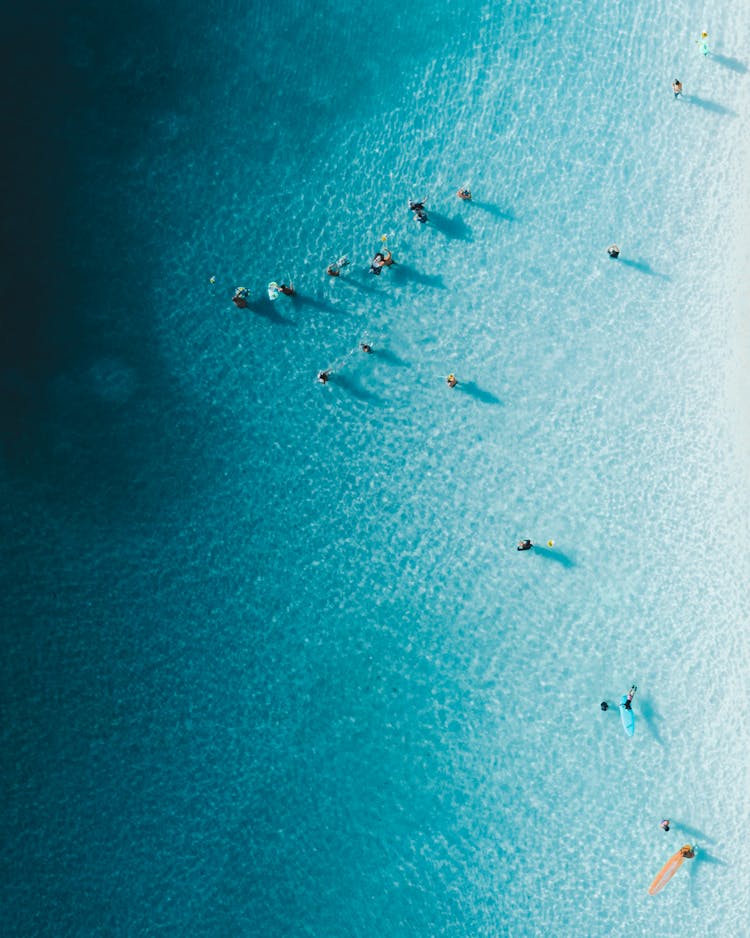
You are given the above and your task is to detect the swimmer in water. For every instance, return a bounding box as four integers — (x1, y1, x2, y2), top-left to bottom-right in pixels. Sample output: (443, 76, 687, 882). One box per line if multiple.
(517, 539, 533, 551)
(446, 373, 458, 388)
(607, 244, 620, 258)
(382, 249, 394, 266)
(660, 819, 671, 832)
(457, 188, 472, 201)
(317, 370, 331, 384)
(278, 283, 295, 296)
(327, 256, 349, 277)
(360, 343, 373, 354)
(672, 79, 683, 97)
(370, 253, 385, 275)
(232, 286, 249, 308)
(409, 200, 428, 224)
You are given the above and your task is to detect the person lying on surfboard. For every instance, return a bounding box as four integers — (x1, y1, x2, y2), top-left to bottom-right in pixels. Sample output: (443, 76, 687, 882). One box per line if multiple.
(624, 685, 637, 710)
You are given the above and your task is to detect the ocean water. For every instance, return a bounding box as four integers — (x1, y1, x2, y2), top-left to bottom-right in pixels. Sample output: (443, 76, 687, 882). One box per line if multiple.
(2, 1, 749, 935)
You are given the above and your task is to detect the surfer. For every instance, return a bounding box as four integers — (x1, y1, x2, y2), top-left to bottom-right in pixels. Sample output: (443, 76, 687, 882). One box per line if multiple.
(607, 244, 620, 258)
(370, 253, 385, 275)
(446, 373, 458, 388)
(680, 845, 695, 859)
(672, 79, 683, 98)
(624, 685, 637, 710)
(278, 283, 295, 296)
(232, 286, 249, 308)
(317, 370, 331, 384)
(660, 819, 671, 832)
(517, 539, 533, 551)
(457, 188, 472, 201)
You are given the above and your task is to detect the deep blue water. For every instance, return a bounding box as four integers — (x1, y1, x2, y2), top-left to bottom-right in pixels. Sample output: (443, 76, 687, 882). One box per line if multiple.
(2, 1, 749, 935)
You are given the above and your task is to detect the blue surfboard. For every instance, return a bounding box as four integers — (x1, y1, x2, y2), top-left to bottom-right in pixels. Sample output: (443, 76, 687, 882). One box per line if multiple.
(619, 695, 635, 737)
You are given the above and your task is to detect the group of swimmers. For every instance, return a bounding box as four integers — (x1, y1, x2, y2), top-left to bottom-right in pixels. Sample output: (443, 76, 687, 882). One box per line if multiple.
(311, 189, 473, 385)
(227, 41, 714, 886)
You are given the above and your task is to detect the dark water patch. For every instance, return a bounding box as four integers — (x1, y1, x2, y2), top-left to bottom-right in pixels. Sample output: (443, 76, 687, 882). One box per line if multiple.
(391, 264, 446, 290)
(532, 545, 576, 567)
(372, 347, 410, 368)
(693, 849, 726, 866)
(329, 373, 385, 405)
(247, 298, 297, 325)
(428, 211, 473, 242)
(335, 274, 382, 296)
(618, 257, 671, 280)
(637, 696, 665, 746)
(672, 822, 716, 845)
(457, 381, 503, 405)
(471, 200, 517, 221)
(0, 2, 217, 515)
(291, 292, 349, 316)
(710, 53, 747, 74)
(684, 94, 736, 117)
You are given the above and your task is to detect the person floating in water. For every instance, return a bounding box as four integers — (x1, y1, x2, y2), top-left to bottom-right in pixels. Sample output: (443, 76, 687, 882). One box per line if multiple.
(457, 188, 472, 201)
(370, 253, 385, 275)
(233, 286, 249, 308)
(517, 539, 533, 551)
(672, 79, 683, 98)
(446, 373, 458, 388)
(277, 283, 295, 296)
(696, 31, 709, 55)
(409, 200, 428, 224)
(660, 819, 671, 832)
(624, 685, 637, 710)
(600, 701, 613, 711)
(360, 343, 373, 354)
(317, 370, 331, 384)
(607, 244, 620, 258)
(680, 845, 695, 859)
(327, 256, 349, 277)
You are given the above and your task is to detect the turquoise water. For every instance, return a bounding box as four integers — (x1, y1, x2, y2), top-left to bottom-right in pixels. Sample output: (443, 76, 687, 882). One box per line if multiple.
(2, 1, 749, 935)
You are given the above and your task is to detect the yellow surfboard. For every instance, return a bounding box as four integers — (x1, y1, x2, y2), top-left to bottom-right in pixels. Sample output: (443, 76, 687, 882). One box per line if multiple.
(648, 845, 694, 895)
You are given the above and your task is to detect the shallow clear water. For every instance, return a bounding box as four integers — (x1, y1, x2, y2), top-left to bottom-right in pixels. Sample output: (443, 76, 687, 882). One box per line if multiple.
(2, 0, 749, 935)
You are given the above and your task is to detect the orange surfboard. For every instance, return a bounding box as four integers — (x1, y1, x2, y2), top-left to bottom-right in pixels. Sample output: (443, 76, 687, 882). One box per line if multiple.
(648, 845, 693, 895)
